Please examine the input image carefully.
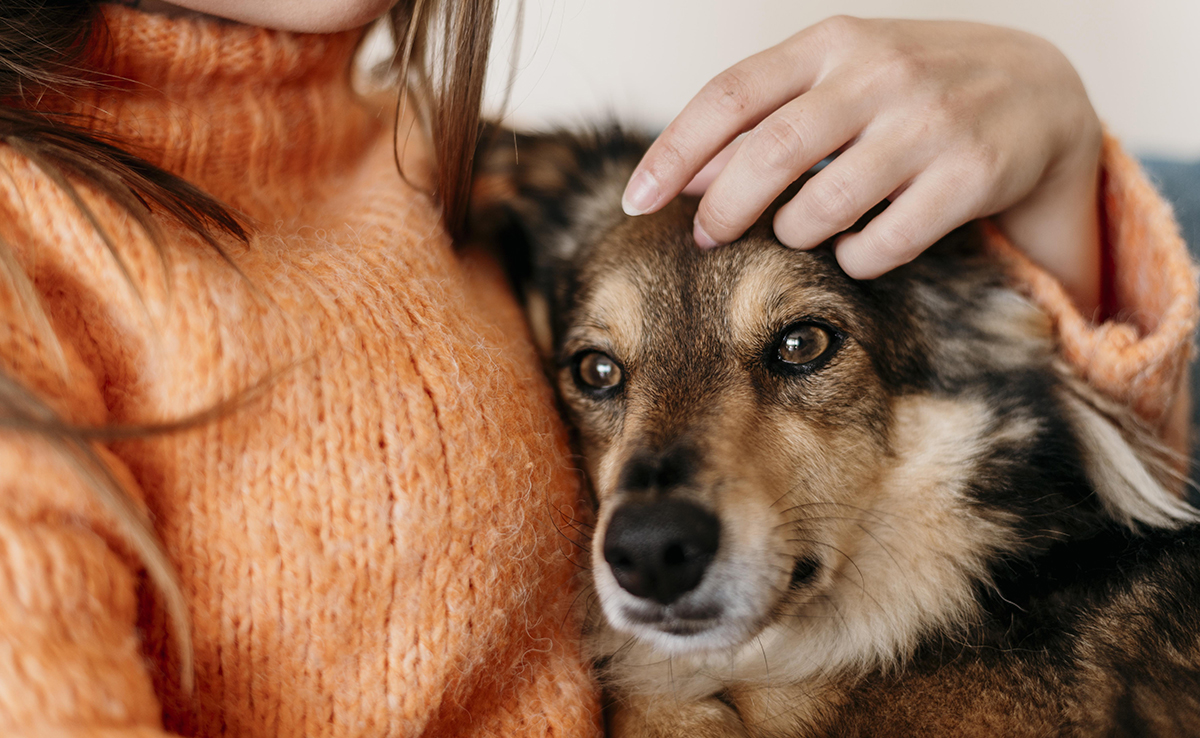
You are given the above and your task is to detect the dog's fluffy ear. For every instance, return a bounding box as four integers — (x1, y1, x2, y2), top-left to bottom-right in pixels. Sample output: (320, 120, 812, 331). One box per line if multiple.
(470, 125, 650, 265)
(469, 125, 651, 355)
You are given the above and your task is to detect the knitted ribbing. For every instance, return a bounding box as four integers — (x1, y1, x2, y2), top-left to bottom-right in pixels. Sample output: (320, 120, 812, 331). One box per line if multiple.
(0, 6, 599, 738)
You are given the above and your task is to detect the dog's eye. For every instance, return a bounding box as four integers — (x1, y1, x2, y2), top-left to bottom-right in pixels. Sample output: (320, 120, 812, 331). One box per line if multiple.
(575, 351, 624, 391)
(775, 323, 836, 369)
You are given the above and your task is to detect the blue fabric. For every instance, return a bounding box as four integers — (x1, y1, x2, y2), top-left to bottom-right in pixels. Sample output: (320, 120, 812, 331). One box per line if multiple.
(1141, 158, 1200, 255)
(1139, 157, 1200, 496)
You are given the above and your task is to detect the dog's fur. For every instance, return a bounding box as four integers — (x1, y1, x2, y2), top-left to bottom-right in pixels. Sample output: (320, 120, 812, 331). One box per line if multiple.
(470, 127, 1200, 737)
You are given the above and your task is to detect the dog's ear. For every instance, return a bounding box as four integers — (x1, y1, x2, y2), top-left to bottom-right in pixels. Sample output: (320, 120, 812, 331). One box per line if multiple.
(469, 124, 651, 354)
(470, 124, 650, 259)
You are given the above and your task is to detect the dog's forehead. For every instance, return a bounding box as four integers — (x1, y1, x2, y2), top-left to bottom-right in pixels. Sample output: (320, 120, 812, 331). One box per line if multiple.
(573, 200, 859, 342)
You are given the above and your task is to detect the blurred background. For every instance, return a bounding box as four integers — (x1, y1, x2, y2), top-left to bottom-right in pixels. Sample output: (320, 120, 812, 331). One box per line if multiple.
(481, 0, 1200, 158)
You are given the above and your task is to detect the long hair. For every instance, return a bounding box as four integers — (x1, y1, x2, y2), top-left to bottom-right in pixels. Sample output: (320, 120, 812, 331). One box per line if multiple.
(0, 0, 500, 692)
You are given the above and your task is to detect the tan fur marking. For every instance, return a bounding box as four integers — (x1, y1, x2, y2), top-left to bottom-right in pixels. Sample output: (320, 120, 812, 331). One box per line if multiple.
(726, 260, 789, 341)
(524, 290, 554, 359)
(570, 272, 645, 364)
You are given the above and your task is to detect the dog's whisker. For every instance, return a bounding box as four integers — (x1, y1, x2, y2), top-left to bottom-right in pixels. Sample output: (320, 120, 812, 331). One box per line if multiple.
(774, 514, 901, 538)
(548, 521, 590, 557)
(752, 634, 771, 690)
(563, 586, 597, 630)
(768, 489, 794, 510)
(779, 500, 909, 527)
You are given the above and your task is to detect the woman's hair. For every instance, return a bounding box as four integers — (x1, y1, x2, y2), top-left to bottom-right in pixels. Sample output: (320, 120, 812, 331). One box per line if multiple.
(0, 0, 500, 691)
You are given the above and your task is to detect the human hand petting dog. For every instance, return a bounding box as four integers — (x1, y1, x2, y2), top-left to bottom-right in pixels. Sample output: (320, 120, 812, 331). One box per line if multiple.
(622, 17, 1103, 315)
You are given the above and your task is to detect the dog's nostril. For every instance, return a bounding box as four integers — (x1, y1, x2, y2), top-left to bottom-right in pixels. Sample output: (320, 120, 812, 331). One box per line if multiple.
(663, 543, 686, 566)
(603, 499, 720, 605)
(611, 552, 634, 570)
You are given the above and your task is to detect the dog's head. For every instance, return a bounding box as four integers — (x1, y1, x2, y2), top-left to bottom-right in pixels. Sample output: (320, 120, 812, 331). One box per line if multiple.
(536, 199, 907, 651)
(471, 128, 1195, 687)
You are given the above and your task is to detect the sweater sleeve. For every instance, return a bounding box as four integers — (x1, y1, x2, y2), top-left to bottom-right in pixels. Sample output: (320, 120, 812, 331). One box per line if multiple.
(984, 132, 1199, 455)
(0, 438, 176, 736)
(0, 176, 178, 737)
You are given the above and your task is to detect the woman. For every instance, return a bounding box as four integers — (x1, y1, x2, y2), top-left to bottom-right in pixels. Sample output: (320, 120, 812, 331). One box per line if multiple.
(0, 2, 1192, 736)
(1, 1, 597, 735)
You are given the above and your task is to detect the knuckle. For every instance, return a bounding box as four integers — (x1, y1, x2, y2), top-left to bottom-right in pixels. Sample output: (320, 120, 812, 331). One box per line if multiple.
(702, 68, 758, 118)
(802, 174, 859, 227)
(943, 143, 1004, 208)
(655, 138, 689, 170)
(747, 118, 807, 173)
(874, 217, 925, 262)
(904, 92, 976, 150)
(929, 86, 977, 128)
(816, 15, 863, 42)
(879, 49, 926, 89)
(960, 140, 1003, 178)
(698, 196, 742, 237)
(645, 135, 692, 180)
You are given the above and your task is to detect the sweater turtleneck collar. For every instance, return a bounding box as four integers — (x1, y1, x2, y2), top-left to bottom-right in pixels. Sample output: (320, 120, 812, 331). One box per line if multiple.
(70, 5, 387, 220)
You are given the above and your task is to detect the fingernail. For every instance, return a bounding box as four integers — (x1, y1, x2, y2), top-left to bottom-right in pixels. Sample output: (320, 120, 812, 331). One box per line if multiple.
(622, 170, 659, 216)
(694, 219, 720, 249)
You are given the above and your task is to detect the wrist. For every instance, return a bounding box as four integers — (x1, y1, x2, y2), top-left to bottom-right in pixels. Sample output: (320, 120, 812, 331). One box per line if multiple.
(994, 149, 1103, 318)
(995, 114, 1103, 317)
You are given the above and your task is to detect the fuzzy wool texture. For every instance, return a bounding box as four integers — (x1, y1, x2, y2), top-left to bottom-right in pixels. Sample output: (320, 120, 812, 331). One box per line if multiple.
(0, 7, 598, 738)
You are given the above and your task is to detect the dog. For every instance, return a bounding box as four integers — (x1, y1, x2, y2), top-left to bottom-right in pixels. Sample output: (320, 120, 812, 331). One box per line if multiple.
(470, 127, 1200, 737)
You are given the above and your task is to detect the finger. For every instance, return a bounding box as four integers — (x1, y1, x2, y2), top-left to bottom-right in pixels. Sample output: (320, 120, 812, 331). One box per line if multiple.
(692, 78, 871, 247)
(772, 132, 927, 251)
(833, 166, 984, 280)
(623, 37, 825, 216)
(682, 138, 742, 196)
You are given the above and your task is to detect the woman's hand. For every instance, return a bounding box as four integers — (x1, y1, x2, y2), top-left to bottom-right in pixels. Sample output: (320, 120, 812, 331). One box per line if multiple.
(623, 17, 1103, 315)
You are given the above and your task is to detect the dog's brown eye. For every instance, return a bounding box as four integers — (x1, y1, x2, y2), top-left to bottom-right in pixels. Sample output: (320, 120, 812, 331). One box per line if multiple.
(576, 351, 623, 390)
(777, 324, 834, 367)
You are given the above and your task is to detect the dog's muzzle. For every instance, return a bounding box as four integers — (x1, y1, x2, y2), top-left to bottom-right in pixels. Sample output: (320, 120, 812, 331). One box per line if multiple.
(602, 499, 721, 605)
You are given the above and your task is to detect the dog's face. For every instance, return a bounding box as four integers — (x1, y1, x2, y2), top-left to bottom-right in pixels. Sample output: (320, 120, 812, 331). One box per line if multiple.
(554, 198, 896, 652)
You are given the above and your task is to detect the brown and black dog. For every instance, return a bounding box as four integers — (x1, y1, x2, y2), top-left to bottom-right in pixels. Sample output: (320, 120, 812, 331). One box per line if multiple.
(470, 127, 1200, 737)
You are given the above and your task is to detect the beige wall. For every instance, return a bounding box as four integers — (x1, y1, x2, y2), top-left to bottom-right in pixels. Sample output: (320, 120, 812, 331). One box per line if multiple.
(484, 0, 1200, 157)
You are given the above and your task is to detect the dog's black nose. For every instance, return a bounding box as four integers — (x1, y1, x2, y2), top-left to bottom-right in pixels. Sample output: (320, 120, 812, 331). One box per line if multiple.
(603, 500, 720, 605)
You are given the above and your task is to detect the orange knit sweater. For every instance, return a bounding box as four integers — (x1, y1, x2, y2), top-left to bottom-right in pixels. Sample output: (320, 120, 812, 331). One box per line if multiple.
(0, 7, 599, 738)
(0, 7, 1193, 738)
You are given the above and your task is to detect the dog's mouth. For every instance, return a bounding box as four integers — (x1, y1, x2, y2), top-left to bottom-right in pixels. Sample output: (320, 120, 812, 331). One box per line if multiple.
(622, 600, 723, 627)
(595, 497, 825, 651)
(599, 587, 758, 651)
(623, 607, 725, 639)
(597, 555, 823, 652)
